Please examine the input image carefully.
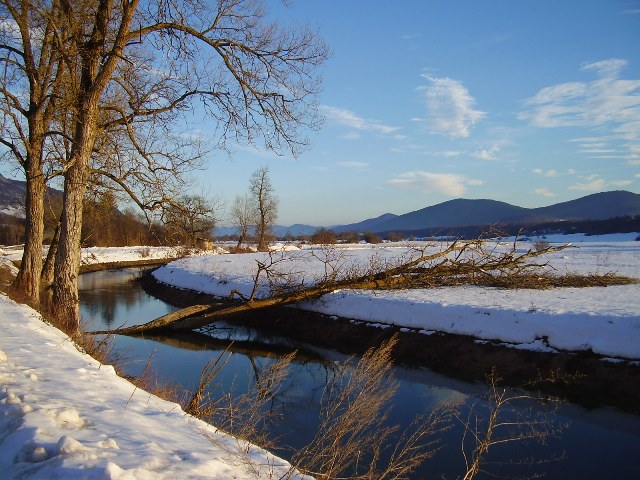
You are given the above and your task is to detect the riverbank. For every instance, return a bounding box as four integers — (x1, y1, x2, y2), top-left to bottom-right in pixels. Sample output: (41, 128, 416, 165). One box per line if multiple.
(0, 293, 308, 479)
(138, 269, 640, 413)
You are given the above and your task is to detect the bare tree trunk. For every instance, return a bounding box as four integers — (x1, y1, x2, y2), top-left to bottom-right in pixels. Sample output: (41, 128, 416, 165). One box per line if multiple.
(13, 169, 45, 307)
(40, 221, 61, 306)
(52, 158, 89, 333)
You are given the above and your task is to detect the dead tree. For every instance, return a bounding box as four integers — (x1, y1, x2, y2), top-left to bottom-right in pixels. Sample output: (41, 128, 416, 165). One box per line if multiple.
(92, 240, 582, 336)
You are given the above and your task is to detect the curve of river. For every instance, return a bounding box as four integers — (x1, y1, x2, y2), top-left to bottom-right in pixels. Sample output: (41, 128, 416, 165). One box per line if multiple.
(79, 267, 640, 479)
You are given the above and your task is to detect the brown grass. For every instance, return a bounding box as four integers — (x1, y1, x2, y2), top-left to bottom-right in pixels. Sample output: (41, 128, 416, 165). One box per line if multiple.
(386, 271, 639, 290)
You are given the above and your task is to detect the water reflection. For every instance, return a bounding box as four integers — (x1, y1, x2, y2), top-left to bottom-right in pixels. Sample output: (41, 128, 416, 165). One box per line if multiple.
(79, 268, 640, 479)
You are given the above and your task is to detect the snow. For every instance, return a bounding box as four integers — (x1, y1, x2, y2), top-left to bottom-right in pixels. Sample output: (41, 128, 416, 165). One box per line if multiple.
(152, 234, 640, 360)
(0, 245, 184, 265)
(1, 234, 638, 478)
(0, 294, 309, 479)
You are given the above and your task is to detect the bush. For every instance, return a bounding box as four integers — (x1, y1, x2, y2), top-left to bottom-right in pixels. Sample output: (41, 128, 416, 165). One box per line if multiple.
(337, 231, 360, 244)
(386, 232, 404, 242)
(533, 239, 551, 252)
(363, 232, 382, 244)
(310, 228, 337, 245)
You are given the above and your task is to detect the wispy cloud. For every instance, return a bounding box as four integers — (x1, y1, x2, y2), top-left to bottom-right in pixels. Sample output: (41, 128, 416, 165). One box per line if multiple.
(321, 106, 400, 135)
(532, 168, 576, 177)
(471, 144, 501, 161)
(388, 171, 482, 196)
(338, 161, 369, 169)
(416, 74, 486, 138)
(519, 59, 640, 162)
(533, 188, 555, 197)
(569, 174, 632, 191)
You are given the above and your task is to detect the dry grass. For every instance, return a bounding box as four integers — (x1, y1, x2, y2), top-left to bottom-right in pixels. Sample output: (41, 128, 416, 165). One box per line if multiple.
(383, 271, 639, 290)
(290, 334, 451, 480)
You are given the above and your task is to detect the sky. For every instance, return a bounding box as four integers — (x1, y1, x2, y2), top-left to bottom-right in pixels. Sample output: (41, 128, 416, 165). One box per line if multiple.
(2, 0, 639, 227)
(201, 0, 639, 227)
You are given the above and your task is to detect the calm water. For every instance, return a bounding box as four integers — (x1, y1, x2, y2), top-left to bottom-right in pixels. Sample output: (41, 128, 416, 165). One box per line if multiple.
(79, 267, 640, 479)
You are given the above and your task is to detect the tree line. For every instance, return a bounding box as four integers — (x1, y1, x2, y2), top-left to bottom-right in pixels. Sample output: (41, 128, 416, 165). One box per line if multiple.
(0, 0, 327, 331)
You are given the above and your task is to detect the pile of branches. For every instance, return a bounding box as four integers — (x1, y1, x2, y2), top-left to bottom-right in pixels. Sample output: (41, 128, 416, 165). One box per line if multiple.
(93, 239, 636, 335)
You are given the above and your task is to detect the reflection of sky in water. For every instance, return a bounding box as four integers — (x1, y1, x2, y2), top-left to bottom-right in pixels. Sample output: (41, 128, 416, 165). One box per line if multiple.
(79, 268, 640, 479)
(79, 268, 177, 328)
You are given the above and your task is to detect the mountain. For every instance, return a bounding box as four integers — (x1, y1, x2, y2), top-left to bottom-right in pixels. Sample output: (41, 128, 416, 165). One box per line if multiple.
(370, 191, 640, 234)
(0, 174, 64, 218)
(177, 190, 640, 239)
(368, 199, 529, 232)
(330, 213, 398, 233)
(273, 224, 318, 237)
(0, 174, 29, 216)
(531, 191, 640, 221)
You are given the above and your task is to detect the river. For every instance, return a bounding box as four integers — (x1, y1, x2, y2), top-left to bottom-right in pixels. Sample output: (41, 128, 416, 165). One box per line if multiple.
(79, 267, 640, 479)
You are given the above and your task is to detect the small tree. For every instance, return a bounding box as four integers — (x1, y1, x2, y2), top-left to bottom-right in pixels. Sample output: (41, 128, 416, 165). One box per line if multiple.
(386, 232, 404, 242)
(310, 228, 337, 245)
(337, 230, 360, 244)
(162, 195, 216, 248)
(249, 166, 278, 251)
(363, 231, 382, 244)
(230, 194, 253, 249)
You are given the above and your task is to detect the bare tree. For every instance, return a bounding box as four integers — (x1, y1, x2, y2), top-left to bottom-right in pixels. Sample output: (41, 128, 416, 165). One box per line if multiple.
(230, 194, 253, 249)
(162, 194, 217, 248)
(0, 0, 68, 306)
(0, 0, 328, 330)
(249, 165, 278, 252)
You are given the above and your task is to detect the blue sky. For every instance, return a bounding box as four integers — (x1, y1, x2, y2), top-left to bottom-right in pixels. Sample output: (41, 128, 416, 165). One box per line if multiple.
(3, 0, 638, 227)
(202, 0, 638, 226)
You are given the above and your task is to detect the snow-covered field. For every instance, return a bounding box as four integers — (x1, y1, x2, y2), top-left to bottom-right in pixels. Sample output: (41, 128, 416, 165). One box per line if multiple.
(153, 233, 640, 360)
(1, 233, 639, 478)
(0, 245, 183, 266)
(0, 295, 308, 479)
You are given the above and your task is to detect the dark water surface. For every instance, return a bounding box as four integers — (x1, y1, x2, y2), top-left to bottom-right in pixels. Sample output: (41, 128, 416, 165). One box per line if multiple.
(79, 267, 640, 479)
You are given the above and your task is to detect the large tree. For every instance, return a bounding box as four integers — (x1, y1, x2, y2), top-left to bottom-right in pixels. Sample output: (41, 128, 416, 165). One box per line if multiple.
(3, 0, 327, 329)
(249, 165, 278, 251)
(0, 0, 68, 306)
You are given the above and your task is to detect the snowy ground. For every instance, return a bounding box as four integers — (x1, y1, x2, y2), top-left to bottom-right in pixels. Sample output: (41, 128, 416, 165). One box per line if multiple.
(0, 295, 308, 479)
(153, 233, 640, 360)
(1, 234, 638, 478)
(0, 245, 183, 266)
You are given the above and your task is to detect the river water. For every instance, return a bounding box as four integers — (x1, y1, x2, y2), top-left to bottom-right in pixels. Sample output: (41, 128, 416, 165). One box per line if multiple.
(79, 267, 640, 479)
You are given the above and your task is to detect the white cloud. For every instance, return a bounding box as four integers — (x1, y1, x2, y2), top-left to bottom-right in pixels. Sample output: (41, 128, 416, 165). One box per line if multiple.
(388, 171, 482, 196)
(533, 188, 555, 197)
(568, 174, 632, 192)
(338, 161, 369, 169)
(533, 168, 573, 177)
(417, 74, 486, 138)
(472, 145, 500, 161)
(520, 59, 640, 161)
(321, 106, 400, 135)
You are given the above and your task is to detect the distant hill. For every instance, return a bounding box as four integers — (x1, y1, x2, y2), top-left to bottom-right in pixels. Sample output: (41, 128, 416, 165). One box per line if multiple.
(207, 190, 640, 239)
(366, 191, 640, 234)
(331, 213, 398, 233)
(531, 191, 640, 221)
(0, 174, 63, 218)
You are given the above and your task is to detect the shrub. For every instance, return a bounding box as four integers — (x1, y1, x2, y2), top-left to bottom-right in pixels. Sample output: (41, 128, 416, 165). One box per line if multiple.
(363, 231, 382, 244)
(310, 228, 337, 245)
(386, 232, 404, 242)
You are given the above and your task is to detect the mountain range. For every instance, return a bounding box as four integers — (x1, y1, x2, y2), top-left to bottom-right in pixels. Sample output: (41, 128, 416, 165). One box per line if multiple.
(0, 174, 63, 218)
(264, 190, 640, 237)
(1, 174, 637, 237)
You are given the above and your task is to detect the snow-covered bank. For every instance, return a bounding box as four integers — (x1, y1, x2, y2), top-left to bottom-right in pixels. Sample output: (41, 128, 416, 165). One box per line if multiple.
(0, 245, 184, 266)
(153, 234, 640, 360)
(0, 295, 308, 479)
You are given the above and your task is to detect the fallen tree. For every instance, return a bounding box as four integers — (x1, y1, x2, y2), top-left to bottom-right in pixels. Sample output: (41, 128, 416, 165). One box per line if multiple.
(90, 239, 636, 336)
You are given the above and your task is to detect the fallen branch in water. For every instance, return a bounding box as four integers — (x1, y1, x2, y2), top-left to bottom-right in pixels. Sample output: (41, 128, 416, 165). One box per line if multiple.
(89, 239, 635, 336)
